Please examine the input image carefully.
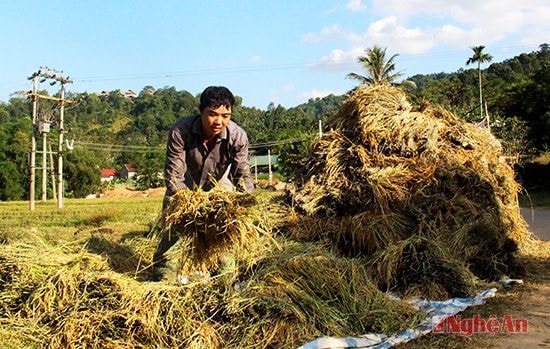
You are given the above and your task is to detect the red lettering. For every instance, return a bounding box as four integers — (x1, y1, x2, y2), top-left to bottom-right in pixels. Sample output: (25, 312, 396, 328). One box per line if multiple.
(472, 314, 486, 333)
(501, 315, 515, 333)
(486, 315, 499, 335)
(461, 318, 474, 337)
(433, 319, 446, 334)
(514, 319, 529, 333)
(447, 315, 461, 333)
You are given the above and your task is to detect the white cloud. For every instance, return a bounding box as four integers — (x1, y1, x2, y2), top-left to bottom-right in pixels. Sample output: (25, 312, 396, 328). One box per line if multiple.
(248, 55, 262, 63)
(362, 16, 435, 54)
(435, 25, 503, 49)
(369, 0, 549, 46)
(346, 0, 366, 12)
(305, 0, 547, 75)
(302, 24, 345, 42)
(308, 48, 362, 72)
(282, 83, 295, 91)
(296, 89, 341, 103)
(307, 16, 435, 73)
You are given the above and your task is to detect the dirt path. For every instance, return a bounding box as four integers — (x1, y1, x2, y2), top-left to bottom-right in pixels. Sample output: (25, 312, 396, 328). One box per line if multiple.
(488, 235, 550, 348)
(488, 280, 550, 348)
(99, 186, 165, 199)
(521, 207, 550, 240)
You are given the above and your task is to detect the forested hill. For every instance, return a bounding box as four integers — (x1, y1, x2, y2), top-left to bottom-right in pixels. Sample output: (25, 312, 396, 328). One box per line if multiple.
(0, 44, 548, 200)
(409, 44, 549, 117)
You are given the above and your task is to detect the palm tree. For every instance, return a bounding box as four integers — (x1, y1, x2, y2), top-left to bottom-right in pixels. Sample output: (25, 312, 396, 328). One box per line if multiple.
(466, 45, 493, 123)
(347, 46, 403, 85)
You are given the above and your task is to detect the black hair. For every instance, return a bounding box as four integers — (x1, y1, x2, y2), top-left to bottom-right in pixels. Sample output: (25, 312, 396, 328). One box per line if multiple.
(199, 86, 235, 112)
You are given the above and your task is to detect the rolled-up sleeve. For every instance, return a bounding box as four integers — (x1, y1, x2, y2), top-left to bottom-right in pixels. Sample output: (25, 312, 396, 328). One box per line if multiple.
(231, 132, 255, 192)
(164, 126, 188, 195)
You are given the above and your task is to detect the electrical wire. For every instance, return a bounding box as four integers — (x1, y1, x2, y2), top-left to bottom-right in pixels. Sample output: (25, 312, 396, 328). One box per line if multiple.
(73, 135, 314, 153)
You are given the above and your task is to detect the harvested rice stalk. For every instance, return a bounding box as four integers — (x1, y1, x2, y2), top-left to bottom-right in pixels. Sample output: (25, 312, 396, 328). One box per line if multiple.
(223, 241, 423, 348)
(367, 236, 481, 299)
(162, 188, 259, 273)
(1, 233, 423, 349)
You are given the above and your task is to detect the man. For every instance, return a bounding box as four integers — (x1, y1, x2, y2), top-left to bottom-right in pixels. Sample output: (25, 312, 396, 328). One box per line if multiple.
(153, 86, 254, 268)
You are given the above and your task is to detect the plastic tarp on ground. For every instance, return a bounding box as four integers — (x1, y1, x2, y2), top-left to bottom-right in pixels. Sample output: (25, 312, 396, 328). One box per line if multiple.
(299, 288, 499, 349)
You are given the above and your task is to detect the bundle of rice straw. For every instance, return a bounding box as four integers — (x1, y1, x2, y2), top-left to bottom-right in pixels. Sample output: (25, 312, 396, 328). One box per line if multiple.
(0, 233, 422, 348)
(286, 84, 531, 298)
(161, 188, 259, 273)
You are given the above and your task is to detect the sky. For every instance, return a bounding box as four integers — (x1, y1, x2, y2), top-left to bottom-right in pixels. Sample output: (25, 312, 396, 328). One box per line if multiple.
(1, 0, 548, 110)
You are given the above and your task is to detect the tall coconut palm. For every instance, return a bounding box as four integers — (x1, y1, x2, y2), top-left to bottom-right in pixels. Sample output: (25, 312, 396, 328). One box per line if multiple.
(347, 46, 403, 85)
(466, 45, 493, 122)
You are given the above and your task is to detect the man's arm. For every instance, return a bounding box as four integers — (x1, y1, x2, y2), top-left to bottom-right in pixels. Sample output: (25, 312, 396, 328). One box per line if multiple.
(164, 126, 189, 195)
(231, 131, 255, 192)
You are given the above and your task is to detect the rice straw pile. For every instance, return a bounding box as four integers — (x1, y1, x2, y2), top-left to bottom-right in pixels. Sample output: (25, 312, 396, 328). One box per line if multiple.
(0, 232, 422, 348)
(286, 84, 531, 298)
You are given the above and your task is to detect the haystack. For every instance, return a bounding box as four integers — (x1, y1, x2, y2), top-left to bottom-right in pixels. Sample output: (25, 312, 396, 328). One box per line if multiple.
(287, 84, 530, 298)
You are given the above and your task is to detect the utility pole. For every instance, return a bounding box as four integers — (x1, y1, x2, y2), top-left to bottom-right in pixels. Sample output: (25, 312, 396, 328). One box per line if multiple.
(28, 72, 39, 210)
(254, 157, 258, 183)
(484, 101, 490, 132)
(25, 67, 73, 210)
(42, 131, 47, 201)
(57, 74, 71, 208)
(268, 149, 273, 186)
(49, 144, 57, 199)
(39, 115, 52, 202)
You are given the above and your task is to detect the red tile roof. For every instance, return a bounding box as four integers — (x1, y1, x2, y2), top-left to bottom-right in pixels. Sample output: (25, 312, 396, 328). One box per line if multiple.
(101, 168, 117, 177)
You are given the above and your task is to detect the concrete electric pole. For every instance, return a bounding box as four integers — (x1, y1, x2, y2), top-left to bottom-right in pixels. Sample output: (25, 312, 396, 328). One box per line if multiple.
(28, 72, 39, 210)
(26, 67, 73, 210)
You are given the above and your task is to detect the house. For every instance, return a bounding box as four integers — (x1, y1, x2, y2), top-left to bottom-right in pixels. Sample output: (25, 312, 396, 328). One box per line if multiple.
(120, 164, 138, 180)
(100, 168, 117, 182)
(249, 154, 279, 172)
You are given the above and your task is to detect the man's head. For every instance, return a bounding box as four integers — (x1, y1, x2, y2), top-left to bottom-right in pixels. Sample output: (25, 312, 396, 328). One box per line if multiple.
(199, 86, 235, 113)
(199, 86, 235, 139)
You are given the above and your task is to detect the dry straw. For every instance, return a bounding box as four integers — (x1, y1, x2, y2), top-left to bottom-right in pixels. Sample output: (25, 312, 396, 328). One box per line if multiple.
(0, 232, 422, 348)
(288, 84, 531, 299)
(160, 188, 260, 273)
(0, 84, 536, 347)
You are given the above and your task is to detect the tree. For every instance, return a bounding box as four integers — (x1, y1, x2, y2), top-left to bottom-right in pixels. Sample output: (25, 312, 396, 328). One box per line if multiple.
(0, 160, 25, 200)
(499, 64, 550, 151)
(466, 46, 493, 122)
(64, 149, 101, 198)
(347, 46, 403, 85)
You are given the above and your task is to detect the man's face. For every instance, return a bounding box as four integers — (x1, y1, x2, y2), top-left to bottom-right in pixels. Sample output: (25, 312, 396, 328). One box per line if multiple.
(201, 104, 232, 139)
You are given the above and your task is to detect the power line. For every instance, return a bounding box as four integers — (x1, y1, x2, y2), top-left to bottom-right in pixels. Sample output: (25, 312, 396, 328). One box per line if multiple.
(52, 44, 542, 84)
(73, 135, 313, 154)
(76, 141, 160, 150)
(1, 44, 538, 95)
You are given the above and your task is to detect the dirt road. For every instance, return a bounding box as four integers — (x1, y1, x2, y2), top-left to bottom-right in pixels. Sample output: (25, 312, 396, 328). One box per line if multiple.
(487, 207, 550, 348)
(521, 207, 550, 240)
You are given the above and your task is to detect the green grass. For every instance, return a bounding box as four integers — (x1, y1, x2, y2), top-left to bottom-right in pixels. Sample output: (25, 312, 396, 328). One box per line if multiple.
(0, 197, 162, 243)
